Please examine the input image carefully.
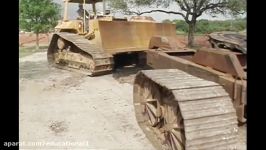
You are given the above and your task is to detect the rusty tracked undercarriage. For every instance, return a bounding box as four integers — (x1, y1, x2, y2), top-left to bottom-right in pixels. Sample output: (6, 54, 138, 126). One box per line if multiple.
(134, 69, 238, 150)
(132, 35, 246, 150)
(133, 49, 246, 150)
(46, 1, 246, 149)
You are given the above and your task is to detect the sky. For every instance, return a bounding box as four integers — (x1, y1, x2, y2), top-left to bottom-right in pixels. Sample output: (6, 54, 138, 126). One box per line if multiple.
(53, 0, 243, 22)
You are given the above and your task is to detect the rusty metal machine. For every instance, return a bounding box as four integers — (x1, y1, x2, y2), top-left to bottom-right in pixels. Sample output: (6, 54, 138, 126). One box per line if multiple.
(208, 31, 246, 54)
(133, 35, 246, 149)
(47, 1, 246, 149)
(47, 0, 175, 75)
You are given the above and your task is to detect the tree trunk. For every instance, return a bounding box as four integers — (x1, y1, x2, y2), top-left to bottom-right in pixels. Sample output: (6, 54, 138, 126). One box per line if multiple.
(188, 21, 196, 48)
(36, 32, 39, 50)
(46, 33, 50, 43)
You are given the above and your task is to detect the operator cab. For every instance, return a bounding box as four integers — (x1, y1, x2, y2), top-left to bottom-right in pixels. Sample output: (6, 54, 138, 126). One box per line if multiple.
(55, 0, 157, 34)
(55, 0, 113, 34)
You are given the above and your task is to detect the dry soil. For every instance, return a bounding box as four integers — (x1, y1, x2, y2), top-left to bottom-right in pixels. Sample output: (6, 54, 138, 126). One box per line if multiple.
(19, 32, 246, 149)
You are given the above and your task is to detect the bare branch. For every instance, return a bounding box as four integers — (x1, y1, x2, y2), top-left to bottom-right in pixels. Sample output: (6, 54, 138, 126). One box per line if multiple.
(200, 2, 227, 12)
(182, 0, 190, 10)
(197, 2, 227, 17)
(193, 0, 197, 11)
(196, 0, 207, 12)
(176, 0, 188, 12)
(134, 10, 186, 18)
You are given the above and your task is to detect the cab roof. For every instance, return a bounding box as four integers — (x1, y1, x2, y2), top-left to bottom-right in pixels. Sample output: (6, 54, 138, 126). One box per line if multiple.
(66, 0, 102, 4)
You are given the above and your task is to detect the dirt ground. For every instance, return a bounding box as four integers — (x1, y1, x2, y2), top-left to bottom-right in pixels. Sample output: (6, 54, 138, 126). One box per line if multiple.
(19, 51, 246, 149)
(19, 34, 246, 149)
(19, 52, 155, 149)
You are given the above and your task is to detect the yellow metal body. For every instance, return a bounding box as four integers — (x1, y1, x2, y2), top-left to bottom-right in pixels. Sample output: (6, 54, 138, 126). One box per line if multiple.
(55, 20, 84, 34)
(88, 19, 176, 54)
(55, 18, 176, 55)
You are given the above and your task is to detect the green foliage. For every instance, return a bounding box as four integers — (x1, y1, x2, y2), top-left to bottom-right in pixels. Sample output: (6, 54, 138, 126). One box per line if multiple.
(162, 19, 172, 24)
(162, 19, 190, 33)
(108, 0, 128, 11)
(107, 0, 246, 16)
(227, 0, 246, 16)
(19, 0, 61, 33)
(107, 0, 171, 14)
(170, 19, 246, 34)
(134, 0, 155, 6)
(173, 20, 188, 32)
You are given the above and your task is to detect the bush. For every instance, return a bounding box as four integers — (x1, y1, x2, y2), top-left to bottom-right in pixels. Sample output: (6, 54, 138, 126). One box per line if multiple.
(173, 19, 188, 33)
(164, 18, 246, 34)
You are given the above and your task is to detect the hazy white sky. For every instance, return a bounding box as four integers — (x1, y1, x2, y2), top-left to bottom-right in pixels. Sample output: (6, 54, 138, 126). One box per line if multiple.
(53, 0, 239, 22)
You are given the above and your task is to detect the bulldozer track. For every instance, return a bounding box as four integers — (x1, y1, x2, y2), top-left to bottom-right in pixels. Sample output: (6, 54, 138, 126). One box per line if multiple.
(47, 32, 113, 76)
(133, 69, 238, 150)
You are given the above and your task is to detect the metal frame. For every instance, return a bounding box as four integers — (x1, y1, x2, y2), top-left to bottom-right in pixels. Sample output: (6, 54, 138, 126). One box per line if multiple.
(145, 48, 246, 123)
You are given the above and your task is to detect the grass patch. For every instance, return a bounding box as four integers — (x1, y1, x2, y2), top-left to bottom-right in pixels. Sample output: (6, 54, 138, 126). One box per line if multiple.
(176, 30, 186, 35)
(176, 30, 207, 36)
(19, 45, 48, 58)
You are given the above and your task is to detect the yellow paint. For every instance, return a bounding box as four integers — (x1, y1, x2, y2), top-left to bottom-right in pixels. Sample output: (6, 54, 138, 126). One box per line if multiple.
(91, 20, 176, 54)
(55, 20, 83, 34)
(55, 17, 176, 54)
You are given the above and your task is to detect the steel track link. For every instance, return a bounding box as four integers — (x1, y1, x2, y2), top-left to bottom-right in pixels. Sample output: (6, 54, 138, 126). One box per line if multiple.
(133, 69, 238, 150)
(47, 32, 114, 76)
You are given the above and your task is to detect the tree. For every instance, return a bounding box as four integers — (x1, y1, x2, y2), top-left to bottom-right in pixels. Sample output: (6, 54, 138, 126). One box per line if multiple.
(107, 0, 246, 47)
(19, 0, 61, 50)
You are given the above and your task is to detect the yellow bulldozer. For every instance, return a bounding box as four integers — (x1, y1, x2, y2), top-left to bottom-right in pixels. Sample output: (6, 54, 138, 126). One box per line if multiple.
(47, 0, 246, 149)
(47, 0, 176, 75)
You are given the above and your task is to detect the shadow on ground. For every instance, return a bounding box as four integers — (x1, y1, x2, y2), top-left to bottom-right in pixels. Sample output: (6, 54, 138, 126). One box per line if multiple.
(112, 65, 151, 84)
